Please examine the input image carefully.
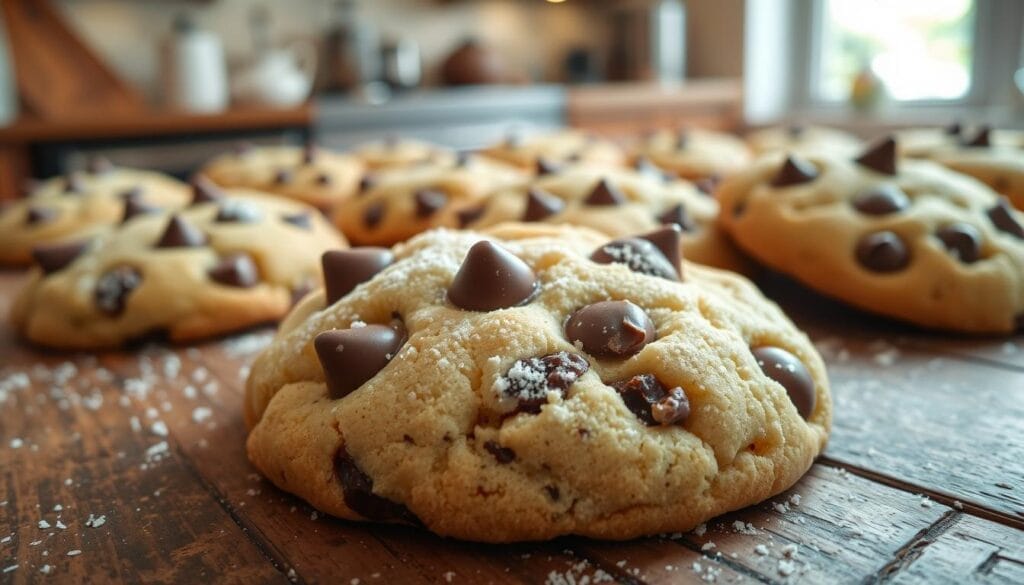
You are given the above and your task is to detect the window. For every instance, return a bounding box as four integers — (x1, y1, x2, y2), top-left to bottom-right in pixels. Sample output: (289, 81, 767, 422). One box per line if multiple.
(815, 0, 976, 102)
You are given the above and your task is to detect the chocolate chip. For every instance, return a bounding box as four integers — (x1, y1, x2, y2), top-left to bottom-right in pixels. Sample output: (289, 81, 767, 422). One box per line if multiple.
(987, 198, 1024, 239)
(25, 206, 57, 226)
(945, 122, 962, 136)
(315, 321, 406, 399)
(752, 346, 815, 419)
(191, 177, 224, 205)
(214, 200, 262, 223)
(590, 225, 682, 280)
(281, 212, 312, 230)
(483, 441, 516, 464)
(936, 223, 982, 263)
(315, 173, 332, 186)
(498, 352, 589, 415)
(95, 266, 142, 315)
(333, 446, 418, 523)
(457, 204, 486, 228)
(544, 485, 560, 501)
(854, 136, 897, 175)
(87, 156, 115, 175)
(523, 187, 564, 221)
(536, 158, 561, 176)
(447, 241, 537, 311)
(771, 155, 818, 187)
(414, 189, 447, 218)
(155, 215, 207, 248)
(122, 197, 160, 223)
(566, 300, 656, 358)
(359, 175, 377, 194)
(658, 203, 695, 231)
(322, 248, 394, 304)
(303, 141, 318, 165)
(274, 169, 293, 185)
(32, 241, 89, 274)
(208, 254, 259, 288)
(613, 374, 689, 426)
(583, 178, 626, 206)
(64, 174, 85, 195)
(852, 184, 910, 215)
(963, 126, 990, 148)
(855, 231, 910, 272)
(364, 202, 385, 228)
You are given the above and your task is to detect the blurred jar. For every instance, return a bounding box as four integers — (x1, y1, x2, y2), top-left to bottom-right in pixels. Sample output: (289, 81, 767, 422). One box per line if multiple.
(160, 14, 229, 113)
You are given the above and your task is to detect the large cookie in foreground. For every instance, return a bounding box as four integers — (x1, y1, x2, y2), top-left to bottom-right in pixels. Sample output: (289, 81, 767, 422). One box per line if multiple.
(10, 188, 346, 349)
(719, 137, 1024, 333)
(0, 162, 190, 266)
(244, 224, 831, 542)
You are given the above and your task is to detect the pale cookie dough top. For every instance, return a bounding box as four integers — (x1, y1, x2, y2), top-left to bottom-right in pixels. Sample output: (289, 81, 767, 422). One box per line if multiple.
(0, 164, 190, 266)
(331, 155, 528, 246)
(244, 224, 830, 542)
(746, 124, 862, 157)
(10, 189, 347, 349)
(632, 128, 752, 181)
(200, 144, 364, 210)
(461, 164, 751, 273)
(898, 125, 1024, 158)
(349, 138, 456, 170)
(719, 137, 1024, 333)
(927, 128, 1024, 211)
(478, 130, 626, 171)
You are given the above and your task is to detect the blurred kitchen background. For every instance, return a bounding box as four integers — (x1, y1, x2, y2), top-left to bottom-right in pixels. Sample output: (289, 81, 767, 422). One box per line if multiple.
(0, 0, 1021, 199)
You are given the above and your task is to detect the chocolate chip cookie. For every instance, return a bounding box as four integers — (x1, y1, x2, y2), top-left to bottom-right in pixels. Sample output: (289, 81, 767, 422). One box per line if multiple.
(479, 130, 626, 171)
(200, 143, 364, 211)
(10, 185, 347, 349)
(927, 127, 1024, 211)
(718, 136, 1024, 333)
(331, 155, 528, 246)
(632, 128, 752, 181)
(244, 224, 831, 542)
(350, 138, 456, 170)
(461, 164, 751, 273)
(746, 124, 862, 157)
(0, 162, 191, 267)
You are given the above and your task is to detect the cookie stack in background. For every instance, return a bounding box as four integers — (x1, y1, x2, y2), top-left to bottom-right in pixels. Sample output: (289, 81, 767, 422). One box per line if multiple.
(2, 120, 1022, 541)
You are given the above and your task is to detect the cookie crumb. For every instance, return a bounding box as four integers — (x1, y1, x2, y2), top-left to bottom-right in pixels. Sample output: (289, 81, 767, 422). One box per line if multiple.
(67, 550, 82, 557)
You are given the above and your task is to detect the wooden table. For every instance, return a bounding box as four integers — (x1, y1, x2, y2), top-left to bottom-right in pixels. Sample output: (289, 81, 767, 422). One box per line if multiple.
(0, 270, 1021, 584)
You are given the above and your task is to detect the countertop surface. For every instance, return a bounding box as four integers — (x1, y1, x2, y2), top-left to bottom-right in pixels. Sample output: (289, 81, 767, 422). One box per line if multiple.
(0, 270, 1021, 584)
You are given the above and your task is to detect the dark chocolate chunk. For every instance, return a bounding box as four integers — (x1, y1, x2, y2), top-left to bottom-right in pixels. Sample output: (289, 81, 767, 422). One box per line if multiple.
(214, 200, 262, 223)
(87, 156, 115, 175)
(583, 178, 626, 206)
(359, 175, 377, 194)
(122, 197, 160, 223)
(32, 240, 89, 274)
(315, 173, 332, 186)
(25, 206, 57, 226)
(155, 215, 207, 248)
(987, 198, 1024, 239)
(536, 158, 561, 176)
(364, 202, 385, 228)
(658, 203, 695, 231)
(322, 248, 394, 304)
(95, 265, 142, 315)
(191, 177, 224, 205)
(447, 241, 537, 311)
(281, 212, 312, 230)
(565, 300, 656, 358)
(483, 441, 516, 464)
(854, 136, 898, 175)
(944, 122, 962, 136)
(274, 169, 293, 185)
(414, 189, 447, 218)
(752, 346, 815, 419)
(771, 156, 818, 187)
(852, 184, 910, 215)
(303, 141, 318, 165)
(590, 225, 682, 280)
(855, 231, 910, 272)
(315, 322, 406, 399)
(544, 485, 560, 501)
(963, 126, 990, 148)
(498, 352, 589, 415)
(208, 254, 259, 288)
(936, 223, 982, 263)
(523, 187, 564, 221)
(613, 374, 690, 426)
(456, 204, 487, 228)
(333, 447, 418, 523)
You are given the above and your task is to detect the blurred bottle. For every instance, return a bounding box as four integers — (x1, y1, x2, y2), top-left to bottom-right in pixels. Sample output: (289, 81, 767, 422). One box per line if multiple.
(382, 38, 421, 91)
(322, 0, 382, 93)
(160, 14, 229, 113)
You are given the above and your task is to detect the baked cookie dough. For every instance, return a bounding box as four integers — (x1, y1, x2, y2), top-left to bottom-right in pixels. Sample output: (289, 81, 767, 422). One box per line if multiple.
(0, 161, 190, 267)
(10, 186, 346, 349)
(746, 124, 862, 157)
(331, 155, 528, 246)
(350, 138, 455, 170)
(897, 124, 1024, 159)
(718, 136, 1024, 333)
(928, 128, 1024, 211)
(200, 143, 364, 211)
(632, 128, 752, 181)
(461, 164, 751, 273)
(479, 130, 626, 171)
(244, 224, 831, 542)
